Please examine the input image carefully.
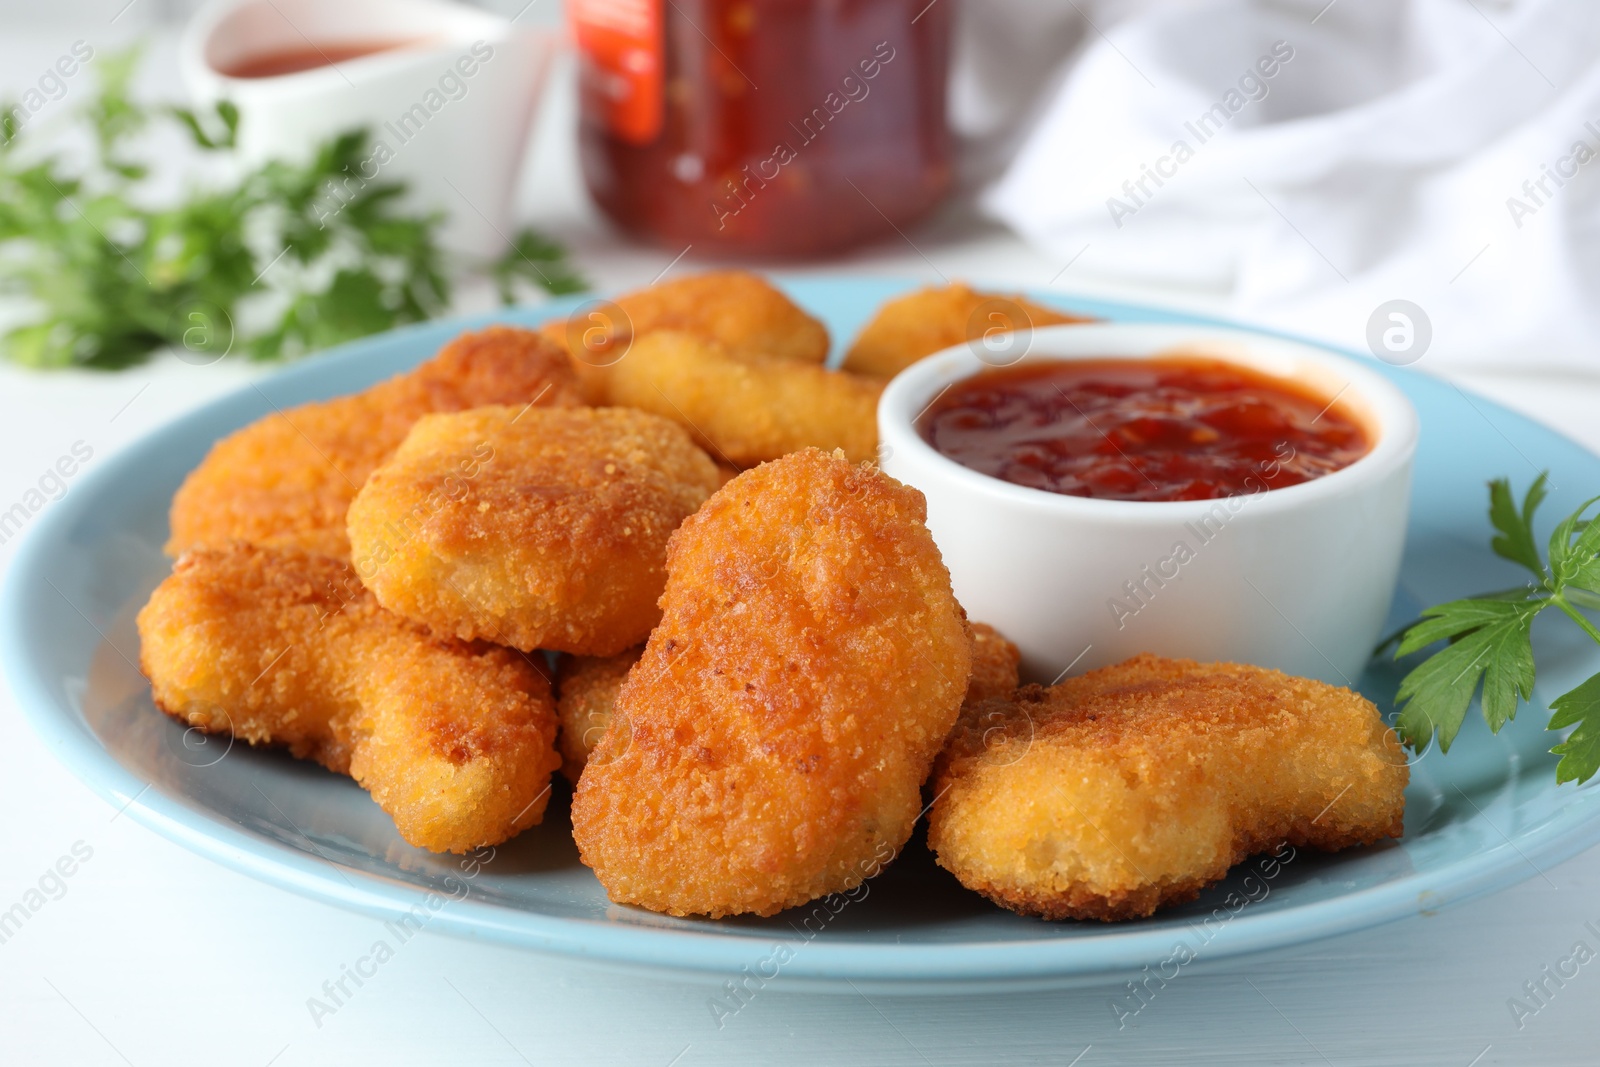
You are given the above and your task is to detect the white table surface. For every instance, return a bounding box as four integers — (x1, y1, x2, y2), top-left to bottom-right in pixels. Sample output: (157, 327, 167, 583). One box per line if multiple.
(5, 18, 1600, 1067)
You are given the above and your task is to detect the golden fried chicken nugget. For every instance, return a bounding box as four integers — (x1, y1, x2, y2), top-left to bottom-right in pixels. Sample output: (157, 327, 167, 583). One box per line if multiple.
(966, 622, 1021, 705)
(168, 326, 581, 559)
(348, 406, 719, 656)
(555, 648, 642, 780)
(843, 283, 1092, 379)
(928, 654, 1408, 921)
(555, 623, 1005, 781)
(137, 544, 561, 853)
(540, 271, 830, 402)
(605, 331, 882, 466)
(571, 449, 971, 918)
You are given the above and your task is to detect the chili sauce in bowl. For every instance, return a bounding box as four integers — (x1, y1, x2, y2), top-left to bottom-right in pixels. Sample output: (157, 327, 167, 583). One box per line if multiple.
(917, 358, 1369, 503)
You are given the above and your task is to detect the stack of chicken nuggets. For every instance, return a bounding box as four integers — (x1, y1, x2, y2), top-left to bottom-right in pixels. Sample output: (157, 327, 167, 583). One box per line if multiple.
(139, 271, 1406, 923)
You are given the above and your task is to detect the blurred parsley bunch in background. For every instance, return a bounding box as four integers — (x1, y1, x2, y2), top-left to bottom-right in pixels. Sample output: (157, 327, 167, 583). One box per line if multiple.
(0, 48, 584, 370)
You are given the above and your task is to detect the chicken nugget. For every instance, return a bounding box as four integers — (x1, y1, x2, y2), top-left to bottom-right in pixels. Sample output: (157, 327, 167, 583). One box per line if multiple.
(555, 648, 642, 781)
(549, 555, 999, 801)
(168, 326, 581, 559)
(928, 654, 1408, 921)
(557, 624, 1006, 781)
(541, 271, 830, 402)
(843, 283, 1092, 379)
(571, 448, 971, 918)
(605, 331, 882, 466)
(965, 622, 1021, 705)
(348, 406, 719, 655)
(137, 544, 561, 853)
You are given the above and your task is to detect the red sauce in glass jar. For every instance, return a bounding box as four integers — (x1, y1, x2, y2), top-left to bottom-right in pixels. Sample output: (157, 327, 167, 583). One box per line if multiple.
(918, 359, 1371, 502)
(571, 0, 952, 257)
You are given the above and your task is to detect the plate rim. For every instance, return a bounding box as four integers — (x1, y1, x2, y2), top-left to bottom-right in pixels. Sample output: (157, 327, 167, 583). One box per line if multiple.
(8, 276, 1600, 987)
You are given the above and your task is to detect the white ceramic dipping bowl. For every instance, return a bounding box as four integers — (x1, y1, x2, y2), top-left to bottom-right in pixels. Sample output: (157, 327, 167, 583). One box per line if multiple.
(878, 324, 1419, 688)
(181, 0, 552, 257)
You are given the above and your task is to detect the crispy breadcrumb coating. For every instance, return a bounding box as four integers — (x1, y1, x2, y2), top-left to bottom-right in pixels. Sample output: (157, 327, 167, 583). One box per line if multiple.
(928, 654, 1408, 921)
(605, 331, 882, 466)
(842, 283, 1092, 379)
(555, 648, 641, 781)
(557, 624, 1009, 781)
(571, 449, 971, 918)
(167, 326, 581, 559)
(137, 544, 561, 853)
(539, 270, 830, 403)
(966, 622, 1021, 705)
(348, 406, 719, 655)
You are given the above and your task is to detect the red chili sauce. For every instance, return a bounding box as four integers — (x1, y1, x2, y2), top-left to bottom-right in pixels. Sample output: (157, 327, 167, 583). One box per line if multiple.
(918, 358, 1370, 502)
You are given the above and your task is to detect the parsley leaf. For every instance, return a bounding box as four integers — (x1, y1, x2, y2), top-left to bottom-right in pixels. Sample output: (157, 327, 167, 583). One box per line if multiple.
(1489, 474, 1549, 580)
(1394, 599, 1541, 751)
(0, 47, 584, 370)
(1393, 474, 1600, 784)
(493, 227, 589, 303)
(1550, 673, 1600, 785)
(168, 100, 238, 150)
(1548, 494, 1600, 593)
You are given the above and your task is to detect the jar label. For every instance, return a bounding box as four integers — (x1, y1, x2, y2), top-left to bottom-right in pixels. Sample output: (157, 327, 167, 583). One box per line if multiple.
(570, 0, 663, 145)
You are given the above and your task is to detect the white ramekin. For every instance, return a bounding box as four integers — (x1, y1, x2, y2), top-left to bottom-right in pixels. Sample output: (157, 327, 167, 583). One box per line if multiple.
(180, 0, 553, 257)
(878, 324, 1419, 687)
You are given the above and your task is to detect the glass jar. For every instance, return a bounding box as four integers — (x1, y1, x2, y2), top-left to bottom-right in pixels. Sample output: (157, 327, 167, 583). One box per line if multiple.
(571, 0, 953, 258)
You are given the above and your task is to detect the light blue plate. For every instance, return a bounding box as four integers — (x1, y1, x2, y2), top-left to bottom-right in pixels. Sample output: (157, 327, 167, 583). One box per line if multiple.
(6, 276, 1600, 993)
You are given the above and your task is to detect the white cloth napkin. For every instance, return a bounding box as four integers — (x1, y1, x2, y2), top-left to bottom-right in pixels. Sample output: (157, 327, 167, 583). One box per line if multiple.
(978, 0, 1600, 372)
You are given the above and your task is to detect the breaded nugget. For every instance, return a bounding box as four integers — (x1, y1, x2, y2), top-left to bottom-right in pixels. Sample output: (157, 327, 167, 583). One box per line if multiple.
(168, 327, 581, 559)
(928, 654, 1407, 921)
(555, 648, 642, 780)
(556, 624, 1015, 782)
(540, 271, 830, 403)
(571, 449, 971, 918)
(137, 544, 561, 853)
(843, 283, 1091, 379)
(605, 331, 882, 466)
(966, 622, 1020, 705)
(348, 406, 719, 655)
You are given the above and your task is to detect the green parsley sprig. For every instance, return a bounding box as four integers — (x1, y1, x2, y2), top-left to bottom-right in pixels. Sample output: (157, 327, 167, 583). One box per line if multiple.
(0, 47, 584, 369)
(491, 227, 587, 306)
(1390, 473, 1600, 784)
